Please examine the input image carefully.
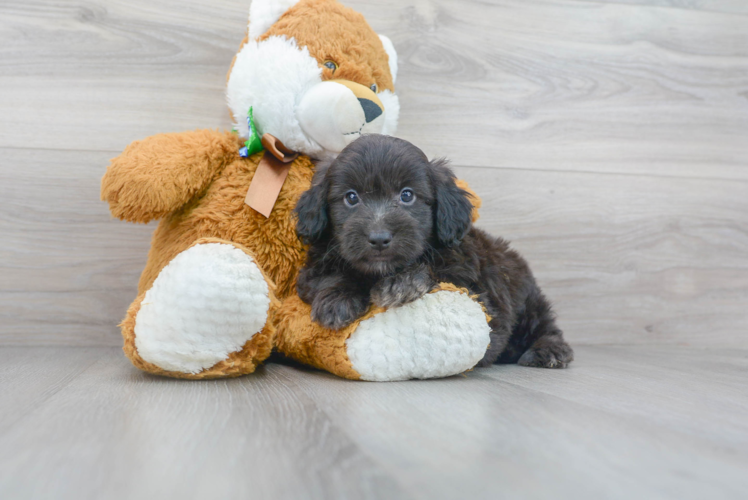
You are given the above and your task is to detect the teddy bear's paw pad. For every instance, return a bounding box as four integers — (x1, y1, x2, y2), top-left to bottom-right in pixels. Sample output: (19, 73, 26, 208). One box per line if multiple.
(134, 243, 271, 374)
(346, 291, 491, 381)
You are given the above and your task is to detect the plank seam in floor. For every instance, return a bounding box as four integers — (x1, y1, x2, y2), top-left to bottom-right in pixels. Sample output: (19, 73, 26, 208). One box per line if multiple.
(0, 347, 104, 434)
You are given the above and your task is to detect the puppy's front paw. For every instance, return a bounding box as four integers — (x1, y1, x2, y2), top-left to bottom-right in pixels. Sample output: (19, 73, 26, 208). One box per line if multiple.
(518, 340, 574, 369)
(311, 292, 369, 330)
(372, 266, 435, 309)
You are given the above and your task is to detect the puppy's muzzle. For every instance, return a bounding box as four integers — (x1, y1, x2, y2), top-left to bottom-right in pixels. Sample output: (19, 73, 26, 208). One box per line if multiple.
(297, 79, 386, 153)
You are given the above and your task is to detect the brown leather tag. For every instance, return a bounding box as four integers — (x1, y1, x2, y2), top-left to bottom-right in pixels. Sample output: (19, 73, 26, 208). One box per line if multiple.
(244, 151, 293, 218)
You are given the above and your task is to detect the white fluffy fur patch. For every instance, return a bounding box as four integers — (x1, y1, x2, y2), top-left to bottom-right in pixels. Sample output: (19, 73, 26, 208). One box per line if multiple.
(378, 90, 400, 136)
(378, 34, 397, 84)
(227, 35, 324, 156)
(248, 0, 301, 40)
(134, 243, 271, 374)
(346, 291, 491, 381)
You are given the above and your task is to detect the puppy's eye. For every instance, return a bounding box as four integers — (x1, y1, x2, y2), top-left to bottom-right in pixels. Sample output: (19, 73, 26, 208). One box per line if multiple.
(344, 191, 359, 207)
(370, 83, 378, 93)
(400, 189, 415, 205)
(324, 60, 338, 72)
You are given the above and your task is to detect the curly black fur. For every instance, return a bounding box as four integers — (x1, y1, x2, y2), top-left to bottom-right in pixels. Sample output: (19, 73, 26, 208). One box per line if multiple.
(295, 135, 573, 368)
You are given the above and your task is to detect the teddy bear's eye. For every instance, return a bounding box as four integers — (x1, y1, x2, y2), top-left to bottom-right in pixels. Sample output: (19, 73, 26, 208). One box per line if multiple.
(324, 60, 338, 72)
(370, 83, 378, 93)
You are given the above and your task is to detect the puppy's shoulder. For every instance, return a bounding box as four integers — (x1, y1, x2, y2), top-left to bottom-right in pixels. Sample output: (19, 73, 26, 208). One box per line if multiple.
(464, 227, 511, 254)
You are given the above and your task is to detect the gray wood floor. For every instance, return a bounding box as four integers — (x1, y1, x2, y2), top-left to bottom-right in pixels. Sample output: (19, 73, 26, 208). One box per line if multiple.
(1, 345, 747, 499)
(1, 0, 747, 498)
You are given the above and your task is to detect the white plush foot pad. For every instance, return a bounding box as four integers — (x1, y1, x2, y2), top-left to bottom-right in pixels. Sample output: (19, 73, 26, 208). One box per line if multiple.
(346, 291, 491, 381)
(134, 243, 270, 374)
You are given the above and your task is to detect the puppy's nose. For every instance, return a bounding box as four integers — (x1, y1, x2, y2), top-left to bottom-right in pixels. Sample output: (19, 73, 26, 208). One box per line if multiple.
(368, 230, 392, 250)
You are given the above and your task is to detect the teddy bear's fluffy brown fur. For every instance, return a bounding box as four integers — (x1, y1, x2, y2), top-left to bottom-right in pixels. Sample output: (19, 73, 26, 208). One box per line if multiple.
(103, 131, 313, 300)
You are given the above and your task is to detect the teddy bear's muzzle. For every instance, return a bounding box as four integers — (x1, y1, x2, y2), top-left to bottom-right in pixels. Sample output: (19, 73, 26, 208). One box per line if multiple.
(296, 79, 386, 153)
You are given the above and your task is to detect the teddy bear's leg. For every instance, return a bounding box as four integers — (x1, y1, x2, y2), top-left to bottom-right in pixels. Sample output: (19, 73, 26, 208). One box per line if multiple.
(121, 238, 278, 379)
(345, 287, 491, 381)
(275, 284, 491, 381)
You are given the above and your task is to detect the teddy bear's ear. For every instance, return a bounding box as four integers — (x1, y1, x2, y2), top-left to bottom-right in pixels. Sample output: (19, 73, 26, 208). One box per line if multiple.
(378, 34, 398, 84)
(248, 0, 302, 40)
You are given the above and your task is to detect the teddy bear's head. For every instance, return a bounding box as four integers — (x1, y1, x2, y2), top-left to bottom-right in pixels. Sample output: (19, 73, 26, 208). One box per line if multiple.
(227, 0, 399, 159)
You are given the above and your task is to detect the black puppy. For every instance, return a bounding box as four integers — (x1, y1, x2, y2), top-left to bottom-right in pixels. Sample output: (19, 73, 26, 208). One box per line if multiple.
(295, 135, 573, 368)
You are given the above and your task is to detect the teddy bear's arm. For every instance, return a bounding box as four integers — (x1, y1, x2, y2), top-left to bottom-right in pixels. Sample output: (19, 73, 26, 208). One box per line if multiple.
(101, 130, 241, 223)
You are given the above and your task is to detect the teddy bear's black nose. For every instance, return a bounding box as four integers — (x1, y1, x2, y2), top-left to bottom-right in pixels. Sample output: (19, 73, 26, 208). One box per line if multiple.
(358, 98, 383, 123)
(368, 230, 392, 250)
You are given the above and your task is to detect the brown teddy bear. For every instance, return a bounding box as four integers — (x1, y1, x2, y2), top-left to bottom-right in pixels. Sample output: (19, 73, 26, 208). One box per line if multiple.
(101, 0, 492, 381)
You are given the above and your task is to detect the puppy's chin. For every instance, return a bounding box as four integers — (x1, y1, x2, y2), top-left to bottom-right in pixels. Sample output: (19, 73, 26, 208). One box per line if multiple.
(349, 255, 400, 276)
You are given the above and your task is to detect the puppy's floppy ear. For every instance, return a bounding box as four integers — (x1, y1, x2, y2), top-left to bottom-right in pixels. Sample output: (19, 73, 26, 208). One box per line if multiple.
(428, 158, 474, 246)
(295, 165, 331, 243)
